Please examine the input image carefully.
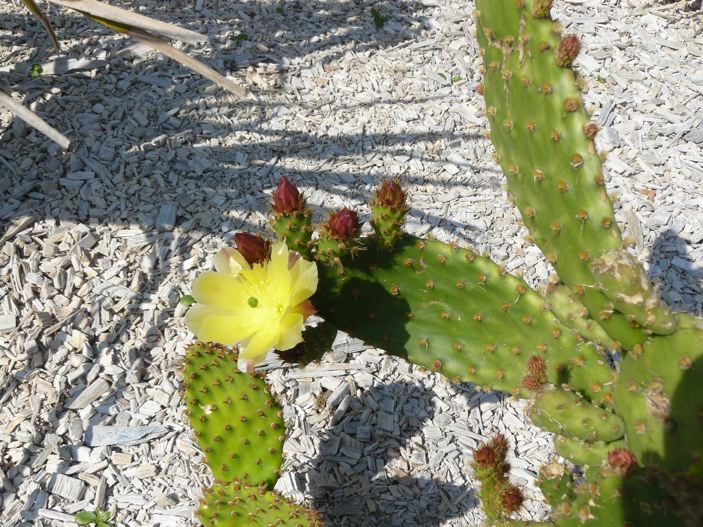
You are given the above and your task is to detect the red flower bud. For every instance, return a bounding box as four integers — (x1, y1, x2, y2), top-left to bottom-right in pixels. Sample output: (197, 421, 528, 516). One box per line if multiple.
(556, 35, 581, 67)
(489, 434, 509, 461)
(234, 233, 271, 265)
(272, 177, 305, 214)
(326, 208, 360, 240)
(474, 446, 497, 468)
(500, 486, 523, 513)
(527, 355, 547, 386)
(608, 448, 637, 477)
(374, 178, 406, 208)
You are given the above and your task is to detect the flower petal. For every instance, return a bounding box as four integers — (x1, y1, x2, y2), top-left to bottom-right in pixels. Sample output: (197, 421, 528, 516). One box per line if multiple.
(267, 241, 292, 294)
(191, 270, 249, 309)
(275, 311, 305, 351)
(185, 304, 252, 345)
(213, 248, 249, 276)
(288, 257, 318, 306)
(240, 328, 278, 363)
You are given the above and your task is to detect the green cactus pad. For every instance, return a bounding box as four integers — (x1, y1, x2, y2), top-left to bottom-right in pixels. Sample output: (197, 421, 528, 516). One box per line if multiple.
(553, 435, 625, 478)
(555, 474, 679, 526)
(529, 387, 624, 443)
(198, 481, 323, 527)
(272, 210, 314, 259)
(474, 0, 648, 349)
(183, 342, 285, 488)
(538, 464, 576, 514)
(544, 284, 612, 349)
(591, 249, 677, 335)
(314, 235, 614, 403)
(614, 314, 703, 472)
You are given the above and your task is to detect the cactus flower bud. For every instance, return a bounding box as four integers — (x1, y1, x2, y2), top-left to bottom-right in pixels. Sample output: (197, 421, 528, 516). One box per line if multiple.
(234, 233, 271, 265)
(272, 177, 305, 214)
(556, 35, 581, 67)
(374, 178, 406, 208)
(489, 434, 509, 461)
(527, 355, 547, 378)
(500, 486, 523, 512)
(474, 446, 497, 468)
(608, 448, 637, 477)
(326, 208, 360, 240)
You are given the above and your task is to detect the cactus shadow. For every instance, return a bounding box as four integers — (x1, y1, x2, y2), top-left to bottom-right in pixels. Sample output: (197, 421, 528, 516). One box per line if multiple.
(298, 381, 477, 526)
(646, 229, 703, 316)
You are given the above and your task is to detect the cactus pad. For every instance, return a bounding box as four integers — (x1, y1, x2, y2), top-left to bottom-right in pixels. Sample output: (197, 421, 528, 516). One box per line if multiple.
(614, 315, 703, 472)
(314, 235, 615, 404)
(529, 387, 624, 443)
(474, 0, 648, 348)
(591, 249, 677, 335)
(199, 481, 323, 527)
(183, 342, 285, 488)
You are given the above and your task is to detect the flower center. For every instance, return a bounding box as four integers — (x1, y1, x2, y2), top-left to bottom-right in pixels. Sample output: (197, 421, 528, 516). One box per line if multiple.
(247, 296, 259, 308)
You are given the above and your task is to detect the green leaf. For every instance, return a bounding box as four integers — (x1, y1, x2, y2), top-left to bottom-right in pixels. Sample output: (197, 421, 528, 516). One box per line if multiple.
(179, 294, 195, 307)
(29, 64, 43, 78)
(75, 511, 97, 525)
(96, 509, 111, 521)
(370, 7, 390, 29)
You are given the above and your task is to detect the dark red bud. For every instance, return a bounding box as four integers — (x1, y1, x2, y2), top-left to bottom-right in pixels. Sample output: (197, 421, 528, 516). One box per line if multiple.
(608, 448, 637, 477)
(527, 355, 547, 383)
(556, 35, 581, 67)
(234, 233, 271, 265)
(500, 486, 523, 513)
(374, 178, 406, 208)
(522, 375, 544, 392)
(327, 208, 360, 240)
(489, 434, 510, 461)
(474, 446, 497, 468)
(272, 177, 305, 214)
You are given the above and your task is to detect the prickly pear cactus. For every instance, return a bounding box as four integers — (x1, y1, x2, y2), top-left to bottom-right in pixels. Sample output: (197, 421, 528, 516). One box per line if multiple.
(183, 343, 284, 487)
(180, 1, 702, 525)
(199, 481, 323, 527)
(182, 342, 320, 526)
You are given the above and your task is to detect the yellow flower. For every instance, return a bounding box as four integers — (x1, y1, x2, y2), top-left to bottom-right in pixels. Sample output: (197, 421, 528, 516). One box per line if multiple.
(186, 241, 318, 369)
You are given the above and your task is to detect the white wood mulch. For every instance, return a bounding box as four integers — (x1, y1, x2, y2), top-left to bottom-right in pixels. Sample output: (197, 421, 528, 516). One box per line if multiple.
(0, 0, 701, 525)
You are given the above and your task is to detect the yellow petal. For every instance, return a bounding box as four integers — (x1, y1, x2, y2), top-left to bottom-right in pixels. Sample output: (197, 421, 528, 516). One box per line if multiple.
(191, 270, 248, 309)
(240, 327, 278, 363)
(267, 241, 292, 296)
(185, 304, 252, 345)
(275, 311, 305, 351)
(289, 257, 318, 306)
(213, 248, 249, 276)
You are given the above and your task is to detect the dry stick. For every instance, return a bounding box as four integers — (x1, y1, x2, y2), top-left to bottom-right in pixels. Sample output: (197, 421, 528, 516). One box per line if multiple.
(0, 90, 70, 150)
(46, 0, 206, 44)
(126, 29, 246, 98)
(21, 0, 60, 51)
